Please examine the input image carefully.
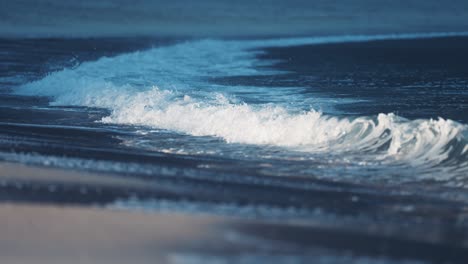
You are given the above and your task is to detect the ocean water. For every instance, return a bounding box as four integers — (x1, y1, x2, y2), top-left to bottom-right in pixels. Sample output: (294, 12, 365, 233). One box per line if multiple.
(3, 0, 468, 37)
(2, 32, 467, 185)
(1, 32, 468, 262)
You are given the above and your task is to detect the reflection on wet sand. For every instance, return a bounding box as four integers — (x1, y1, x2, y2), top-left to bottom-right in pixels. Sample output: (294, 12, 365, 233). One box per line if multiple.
(1, 160, 468, 263)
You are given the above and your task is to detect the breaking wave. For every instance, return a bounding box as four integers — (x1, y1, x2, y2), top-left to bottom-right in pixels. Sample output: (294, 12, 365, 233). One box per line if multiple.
(16, 33, 468, 176)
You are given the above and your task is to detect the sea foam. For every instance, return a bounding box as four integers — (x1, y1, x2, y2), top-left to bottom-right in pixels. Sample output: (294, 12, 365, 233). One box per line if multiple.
(16, 33, 468, 174)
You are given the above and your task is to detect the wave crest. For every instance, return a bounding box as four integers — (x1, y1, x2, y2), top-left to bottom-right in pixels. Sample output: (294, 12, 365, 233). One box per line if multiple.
(98, 87, 467, 170)
(15, 33, 468, 177)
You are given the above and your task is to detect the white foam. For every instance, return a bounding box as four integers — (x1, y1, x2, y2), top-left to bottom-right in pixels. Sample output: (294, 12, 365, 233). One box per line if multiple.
(97, 87, 467, 171)
(18, 32, 468, 105)
(244, 31, 468, 48)
(15, 33, 468, 173)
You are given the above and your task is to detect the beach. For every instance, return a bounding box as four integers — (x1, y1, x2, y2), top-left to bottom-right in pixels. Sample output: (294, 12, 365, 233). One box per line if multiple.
(1, 161, 468, 263)
(1, 2, 468, 262)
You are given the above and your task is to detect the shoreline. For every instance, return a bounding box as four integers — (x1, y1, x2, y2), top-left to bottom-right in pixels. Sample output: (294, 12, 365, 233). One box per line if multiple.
(1, 201, 468, 263)
(1, 161, 468, 263)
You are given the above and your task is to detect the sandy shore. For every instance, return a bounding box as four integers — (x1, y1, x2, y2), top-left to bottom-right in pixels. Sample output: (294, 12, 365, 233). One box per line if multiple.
(1, 161, 468, 263)
(0, 203, 221, 264)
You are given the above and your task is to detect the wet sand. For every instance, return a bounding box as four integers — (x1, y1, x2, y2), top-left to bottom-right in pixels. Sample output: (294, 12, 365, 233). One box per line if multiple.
(1, 161, 468, 263)
(0, 203, 216, 264)
(1, 202, 467, 264)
